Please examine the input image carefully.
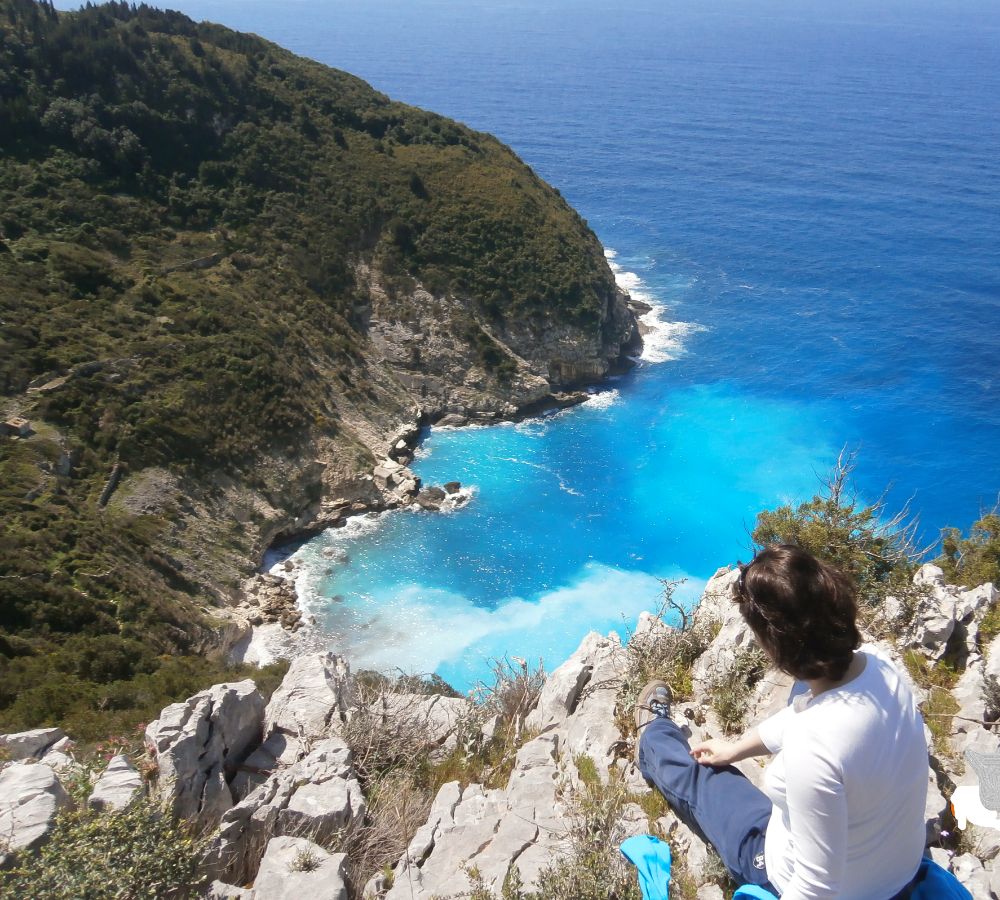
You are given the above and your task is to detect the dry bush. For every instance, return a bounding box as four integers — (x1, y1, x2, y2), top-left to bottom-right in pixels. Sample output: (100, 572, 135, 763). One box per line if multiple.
(337, 771, 432, 897)
(615, 582, 718, 744)
(341, 684, 440, 788)
(447, 655, 546, 789)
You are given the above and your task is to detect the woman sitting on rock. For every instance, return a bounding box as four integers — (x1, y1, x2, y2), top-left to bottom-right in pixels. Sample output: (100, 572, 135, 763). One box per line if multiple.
(635, 544, 928, 900)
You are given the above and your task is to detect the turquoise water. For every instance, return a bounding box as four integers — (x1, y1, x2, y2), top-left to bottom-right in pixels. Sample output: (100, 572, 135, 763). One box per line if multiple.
(57, 0, 1000, 688)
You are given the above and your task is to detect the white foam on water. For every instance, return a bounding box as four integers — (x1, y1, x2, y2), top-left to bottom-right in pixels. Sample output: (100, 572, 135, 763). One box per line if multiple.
(499, 456, 583, 496)
(604, 247, 704, 364)
(316, 563, 706, 686)
(580, 388, 620, 410)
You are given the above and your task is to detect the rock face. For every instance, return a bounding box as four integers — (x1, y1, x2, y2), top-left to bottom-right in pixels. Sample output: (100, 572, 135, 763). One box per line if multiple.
(33, 564, 985, 898)
(145, 680, 265, 830)
(207, 737, 365, 885)
(88, 754, 144, 812)
(0, 761, 70, 865)
(382, 631, 632, 898)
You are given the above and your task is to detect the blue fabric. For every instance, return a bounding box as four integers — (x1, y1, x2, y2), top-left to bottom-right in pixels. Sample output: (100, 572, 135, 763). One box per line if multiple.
(732, 857, 974, 900)
(638, 717, 777, 894)
(620, 835, 672, 900)
(908, 857, 973, 899)
(733, 886, 779, 900)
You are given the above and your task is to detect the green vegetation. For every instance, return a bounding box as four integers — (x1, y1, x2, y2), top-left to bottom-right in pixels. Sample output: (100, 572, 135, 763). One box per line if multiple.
(937, 512, 1000, 589)
(0, 798, 205, 898)
(902, 648, 962, 758)
(751, 451, 921, 603)
(708, 645, 768, 735)
(0, 0, 615, 738)
(615, 583, 718, 744)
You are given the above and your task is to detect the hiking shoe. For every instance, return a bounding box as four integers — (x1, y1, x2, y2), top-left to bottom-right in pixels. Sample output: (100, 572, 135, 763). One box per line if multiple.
(634, 680, 672, 763)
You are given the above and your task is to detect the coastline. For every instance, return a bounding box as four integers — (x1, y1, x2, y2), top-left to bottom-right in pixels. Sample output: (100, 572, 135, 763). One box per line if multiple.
(230, 261, 693, 679)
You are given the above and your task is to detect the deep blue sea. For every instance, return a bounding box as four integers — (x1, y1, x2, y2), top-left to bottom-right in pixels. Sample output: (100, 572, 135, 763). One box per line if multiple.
(60, 0, 1000, 688)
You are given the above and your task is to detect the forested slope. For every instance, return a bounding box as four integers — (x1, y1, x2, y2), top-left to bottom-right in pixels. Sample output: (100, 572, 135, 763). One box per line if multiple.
(0, 0, 635, 736)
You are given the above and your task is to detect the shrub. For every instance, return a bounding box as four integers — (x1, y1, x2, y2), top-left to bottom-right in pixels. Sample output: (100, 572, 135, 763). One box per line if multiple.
(525, 772, 644, 900)
(707, 646, 768, 735)
(751, 449, 922, 602)
(0, 799, 204, 899)
(937, 511, 1000, 589)
(615, 582, 717, 746)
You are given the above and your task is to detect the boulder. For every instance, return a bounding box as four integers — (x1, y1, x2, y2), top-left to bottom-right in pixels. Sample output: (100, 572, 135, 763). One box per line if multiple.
(951, 852, 992, 898)
(206, 737, 365, 885)
(443, 481, 462, 494)
(0, 761, 70, 865)
(88, 754, 143, 812)
(264, 653, 351, 741)
(415, 486, 447, 511)
(914, 564, 946, 588)
(0, 728, 65, 761)
(373, 459, 403, 490)
(435, 414, 468, 428)
(252, 836, 348, 900)
(145, 680, 265, 830)
(549, 632, 626, 779)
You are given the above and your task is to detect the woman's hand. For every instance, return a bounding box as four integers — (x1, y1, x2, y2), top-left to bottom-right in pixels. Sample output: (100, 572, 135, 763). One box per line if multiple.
(689, 738, 738, 766)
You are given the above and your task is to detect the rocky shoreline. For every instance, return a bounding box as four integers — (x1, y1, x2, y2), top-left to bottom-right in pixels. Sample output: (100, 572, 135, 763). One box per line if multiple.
(224, 291, 652, 669)
(3, 564, 998, 897)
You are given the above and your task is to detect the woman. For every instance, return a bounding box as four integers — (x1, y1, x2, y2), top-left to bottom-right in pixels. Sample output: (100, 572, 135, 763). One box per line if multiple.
(636, 544, 928, 900)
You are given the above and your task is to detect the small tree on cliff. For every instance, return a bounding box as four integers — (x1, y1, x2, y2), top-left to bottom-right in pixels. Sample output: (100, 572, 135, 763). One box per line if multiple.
(751, 449, 923, 600)
(937, 509, 1000, 588)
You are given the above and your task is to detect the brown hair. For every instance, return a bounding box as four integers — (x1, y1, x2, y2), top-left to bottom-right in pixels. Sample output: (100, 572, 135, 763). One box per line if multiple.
(734, 544, 861, 681)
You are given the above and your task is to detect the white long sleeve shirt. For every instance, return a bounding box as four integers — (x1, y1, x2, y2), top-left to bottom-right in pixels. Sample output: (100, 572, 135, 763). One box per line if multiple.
(757, 648, 927, 900)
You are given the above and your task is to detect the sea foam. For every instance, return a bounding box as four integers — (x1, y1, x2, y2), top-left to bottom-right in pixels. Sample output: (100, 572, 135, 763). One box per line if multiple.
(312, 562, 705, 691)
(604, 248, 703, 364)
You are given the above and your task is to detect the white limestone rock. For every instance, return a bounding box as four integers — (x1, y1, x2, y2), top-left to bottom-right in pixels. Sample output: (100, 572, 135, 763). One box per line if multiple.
(525, 631, 599, 731)
(88, 754, 143, 812)
(952, 852, 992, 898)
(551, 632, 626, 779)
(0, 761, 70, 865)
(694, 567, 743, 628)
(924, 767, 949, 844)
(252, 836, 348, 900)
(915, 564, 947, 588)
(145, 679, 264, 830)
(264, 653, 351, 741)
(365, 692, 469, 751)
(207, 882, 253, 900)
(206, 736, 365, 885)
(0, 728, 65, 761)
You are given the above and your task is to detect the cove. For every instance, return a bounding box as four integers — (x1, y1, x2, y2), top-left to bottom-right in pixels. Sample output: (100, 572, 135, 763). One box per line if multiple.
(285, 257, 842, 691)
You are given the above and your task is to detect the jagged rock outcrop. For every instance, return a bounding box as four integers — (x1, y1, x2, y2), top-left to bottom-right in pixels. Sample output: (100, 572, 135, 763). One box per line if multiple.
(0, 761, 70, 866)
(378, 631, 633, 898)
(145, 680, 265, 831)
(208, 736, 365, 885)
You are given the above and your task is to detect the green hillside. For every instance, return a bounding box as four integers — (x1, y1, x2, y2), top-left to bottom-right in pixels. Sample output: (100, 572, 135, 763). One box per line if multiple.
(0, 0, 619, 736)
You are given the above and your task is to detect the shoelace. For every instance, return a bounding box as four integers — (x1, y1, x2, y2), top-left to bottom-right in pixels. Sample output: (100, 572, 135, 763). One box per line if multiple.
(636, 698, 671, 729)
